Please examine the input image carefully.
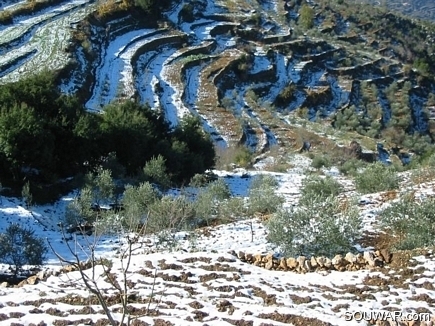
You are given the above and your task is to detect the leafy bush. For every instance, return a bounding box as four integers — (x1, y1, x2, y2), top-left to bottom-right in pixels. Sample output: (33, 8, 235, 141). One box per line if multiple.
(338, 158, 366, 176)
(267, 196, 361, 257)
(276, 84, 296, 105)
(64, 168, 116, 227)
(21, 181, 33, 209)
(143, 155, 171, 189)
(299, 175, 343, 206)
(0, 224, 47, 277)
(118, 181, 160, 231)
(215, 145, 252, 170)
(379, 195, 435, 250)
(247, 175, 284, 215)
(194, 179, 231, 226)
(234, 146, 253, 168)
(354, 162, 400, 194)
(0, 73, 215, 189)
(311, 154, 331, 169)
(298, 4, 315, 30)
(189, 173, 209, 187)
(147, 195, 195, 234)
(250, 174, 279, 189)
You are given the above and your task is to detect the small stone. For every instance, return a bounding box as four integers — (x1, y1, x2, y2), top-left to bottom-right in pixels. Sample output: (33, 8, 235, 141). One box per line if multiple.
(238, 251, 246, 260)
(245, 253, 253, 262)
(297, 256, 307, 273)
(279, 258, 287, 270)
(297, 255, 306, 266)
(310, 256, 318, 268)
(373, 257, 384, 267)
(380, 249, 392, 263)
(345, 252, 357, 263)
(36, 270, 45, 281)
(323, 257, 332, 268)
(17, 279, 28, 287)
(364, 251, 376, 267)
(356, 253, 365, 264)
(332, 254, 345, 266)
(286, 257, 298, 269)
(265, 260, 273, 270)
(27, 275, 39, 285)
(316, 256, 326, 267)
(254, 254, 262, 263)
(304, 259, 312, 272)
(0, 282, 8, 288)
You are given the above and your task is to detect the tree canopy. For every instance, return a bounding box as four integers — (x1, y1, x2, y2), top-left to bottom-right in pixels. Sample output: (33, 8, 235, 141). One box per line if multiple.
(0, 71, 215, 190)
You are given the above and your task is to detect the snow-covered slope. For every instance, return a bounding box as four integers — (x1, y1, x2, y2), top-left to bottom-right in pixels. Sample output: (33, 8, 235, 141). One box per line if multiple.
(0, 169, 435, 325)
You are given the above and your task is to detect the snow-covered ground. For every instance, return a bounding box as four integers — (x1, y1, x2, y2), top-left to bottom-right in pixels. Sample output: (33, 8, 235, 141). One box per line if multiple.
(0, 169, 435, 325)
(0, 0, 95, 84)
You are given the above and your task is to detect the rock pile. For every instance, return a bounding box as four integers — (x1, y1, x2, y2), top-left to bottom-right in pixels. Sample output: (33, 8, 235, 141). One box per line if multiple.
(0, 270, 54, 288)
(232, 249, 392, 273)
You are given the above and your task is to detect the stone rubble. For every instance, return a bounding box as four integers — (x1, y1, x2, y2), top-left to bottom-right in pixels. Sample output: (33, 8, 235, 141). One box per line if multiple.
(231, 249, 391, 273)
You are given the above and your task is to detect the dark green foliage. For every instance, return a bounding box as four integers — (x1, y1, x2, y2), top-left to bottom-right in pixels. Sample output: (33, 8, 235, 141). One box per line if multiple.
(0, 72, 215, 190)
(311, 154, 331, 169)
(267, 196, 361, 257)
(179, 3, 194, 23)
(99, 100, 169, 175)
(338, 158, 367, 175)
(142, 155, 171, 189)
(0, 71, 100, 183)
(0, 224, 47, 277)
(134, 0, 172, 14)
(168, 116, 216, 183)
(276, 84, 296, 106)
(299, 4, 315, 29)
(354, 162, 400, 194)
(247, 175, 284, 215)
(379, 195, 435, 250)
(299, 175, 343, 205)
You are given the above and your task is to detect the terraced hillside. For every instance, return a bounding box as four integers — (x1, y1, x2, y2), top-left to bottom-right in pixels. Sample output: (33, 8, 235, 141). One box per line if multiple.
(360, 0, 435, 22)
(1, 0, 435, 162)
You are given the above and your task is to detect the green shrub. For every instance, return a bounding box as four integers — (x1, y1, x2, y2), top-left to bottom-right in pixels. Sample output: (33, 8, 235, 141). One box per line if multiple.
(298, 4, 315, 30)
(247, 175, 284, 215)
(276, 84, 296, 105)
(143, 155, 171, 189)
(120, 182, 160, 230)
(379, 195, 435, 250)
(267, 196, 361, 257)
(147, 195, 195, 234)
(311, 154, 331, 169)
(338, 158, 366, 176)
(235, 146, 253, 168)
(194, 179, 231, 226)
(218, 197, 248, 222)
(299, 175, 343, 206)
(189, 173, 209, 187)
(21, 181, 33, 209)
(250, 174, 279, 190)
(215, 145, 252, 170)
(0, 224, 47, 277)
(354, 162, 400, 194)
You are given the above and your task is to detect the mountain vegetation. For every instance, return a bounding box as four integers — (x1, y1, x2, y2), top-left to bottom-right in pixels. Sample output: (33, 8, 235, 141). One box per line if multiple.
(0, 71, 215, 192)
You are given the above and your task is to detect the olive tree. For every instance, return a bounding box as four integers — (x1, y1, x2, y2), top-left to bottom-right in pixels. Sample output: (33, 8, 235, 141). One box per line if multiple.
(0, 223, 47, 278)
